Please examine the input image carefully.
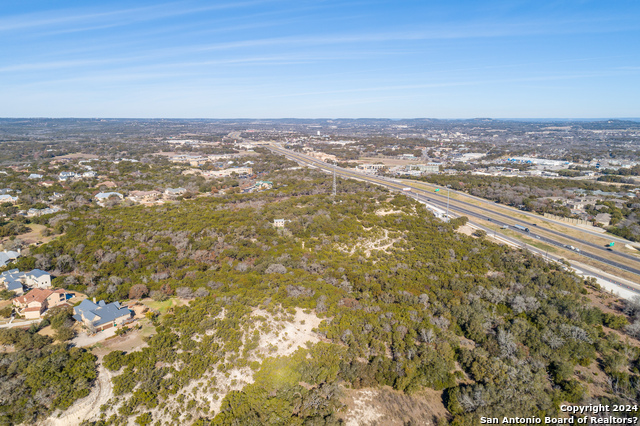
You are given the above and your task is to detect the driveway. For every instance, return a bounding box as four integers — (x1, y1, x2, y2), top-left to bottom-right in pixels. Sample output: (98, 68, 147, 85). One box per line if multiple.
(0, 318, 41, 329)
(71, 328, 117, 347)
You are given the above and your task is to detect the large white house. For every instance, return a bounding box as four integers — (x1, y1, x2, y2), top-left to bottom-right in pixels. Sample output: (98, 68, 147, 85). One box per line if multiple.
(0, 268, 52, 295)
(0, 194, 18, 204)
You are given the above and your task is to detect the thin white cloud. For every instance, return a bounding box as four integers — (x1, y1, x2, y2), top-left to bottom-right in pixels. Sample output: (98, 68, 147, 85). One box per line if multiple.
(267, 69, 640, 98)
(0, 59, 122, 73)
(0, 44, 407, 75)
(0, 0, 280, 32)
(183, 19, 639, 54)
(0, 4, 162, 31)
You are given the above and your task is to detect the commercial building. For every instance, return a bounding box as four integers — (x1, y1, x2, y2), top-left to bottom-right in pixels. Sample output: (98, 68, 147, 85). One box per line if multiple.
(206, 167, 253, 178)
(355, 164, 386, 174)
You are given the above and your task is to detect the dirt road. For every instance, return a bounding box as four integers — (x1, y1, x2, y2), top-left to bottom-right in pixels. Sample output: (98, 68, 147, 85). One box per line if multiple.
(42, 363, 114, 426)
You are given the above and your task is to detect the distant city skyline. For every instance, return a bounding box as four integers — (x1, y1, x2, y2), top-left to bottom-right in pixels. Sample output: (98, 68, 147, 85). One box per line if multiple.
(1, 0, 639, 118)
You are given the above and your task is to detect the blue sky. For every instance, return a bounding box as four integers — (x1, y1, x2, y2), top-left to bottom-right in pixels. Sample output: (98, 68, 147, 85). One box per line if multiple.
(1, 0, 639, 118)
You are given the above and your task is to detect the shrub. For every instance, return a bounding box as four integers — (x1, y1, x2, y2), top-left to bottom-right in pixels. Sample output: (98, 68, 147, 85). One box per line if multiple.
(129, 284, 149, 300)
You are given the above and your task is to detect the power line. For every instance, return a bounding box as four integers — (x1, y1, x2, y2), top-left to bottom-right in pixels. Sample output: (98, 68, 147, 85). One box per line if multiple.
(332, 163, 337, 197)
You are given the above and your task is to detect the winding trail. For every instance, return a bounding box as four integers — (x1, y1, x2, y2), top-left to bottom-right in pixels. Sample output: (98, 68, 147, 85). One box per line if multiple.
(42, 363, 114, 426)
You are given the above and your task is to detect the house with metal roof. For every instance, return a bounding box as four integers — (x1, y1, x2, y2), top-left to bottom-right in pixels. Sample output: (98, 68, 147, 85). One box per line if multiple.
(73, 299, 133, 331)
(5, 279, 24, 296)
(0, 250, 19, 268)
(94, 192, 124, 206)
(1, 270, 25, 296)
(25, 269, 51, 288)
(0, 268, 51, 290)
(58, 171, 77, 181)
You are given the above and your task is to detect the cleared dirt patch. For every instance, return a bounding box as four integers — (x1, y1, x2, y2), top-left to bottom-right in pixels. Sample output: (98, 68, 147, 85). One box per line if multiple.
(141, 297, 188, 314)
(92, 324, 154, 357)
(1, 223, 57, 247)
(341, 386, 448, 426)
(456, 224, 475, 237)
(251, 307, 323, 359)
(335, 228, 403, 257)
(575, 362, 614, 399)
(37, 325, 57, 339)
(375, 208, 405, 216)
(94, 307, 325, 423)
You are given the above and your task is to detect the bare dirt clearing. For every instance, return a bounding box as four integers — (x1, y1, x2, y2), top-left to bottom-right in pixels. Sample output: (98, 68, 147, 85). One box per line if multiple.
(252, 307, 323, 358)
(335, 228, 403, 257)
(456, 224, 475, 237)
(341, 387, 447, 426)
(94, 307, 325, 423)
(375, 208, 405, 216)
(1, 223, 57, 247)
(93, 325, 153, 357)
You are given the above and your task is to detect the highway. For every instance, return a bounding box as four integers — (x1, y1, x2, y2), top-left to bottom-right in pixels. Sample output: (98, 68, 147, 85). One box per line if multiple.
(404, 179, 640, 248)
(267, 144, 640, 289)
(436, 203, 640, 297)
(408, 191, 640, 276)
(400, 180, 640, 263)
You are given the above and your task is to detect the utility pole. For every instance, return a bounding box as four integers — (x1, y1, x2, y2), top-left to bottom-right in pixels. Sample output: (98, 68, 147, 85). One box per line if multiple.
(332, 162, 337, 197)
(446, 185, 450, 219)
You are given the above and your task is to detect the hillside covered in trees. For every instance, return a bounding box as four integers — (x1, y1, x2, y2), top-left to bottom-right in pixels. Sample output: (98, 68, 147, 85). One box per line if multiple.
(2, 165, 639, 425)
(0, 327, 97, 424)
(4, 166, 638, 423)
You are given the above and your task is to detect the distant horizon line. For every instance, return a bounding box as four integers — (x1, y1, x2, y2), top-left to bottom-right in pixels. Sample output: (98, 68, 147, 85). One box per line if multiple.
(1, 117, 639, 122)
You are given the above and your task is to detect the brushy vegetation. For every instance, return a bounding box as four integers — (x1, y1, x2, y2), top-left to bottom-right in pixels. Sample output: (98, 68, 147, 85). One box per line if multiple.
(2, 167, 639, 425)
(0, 328, 97, 424)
